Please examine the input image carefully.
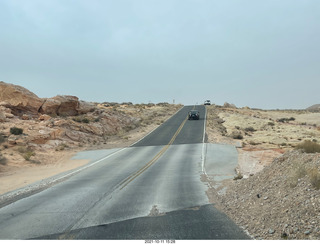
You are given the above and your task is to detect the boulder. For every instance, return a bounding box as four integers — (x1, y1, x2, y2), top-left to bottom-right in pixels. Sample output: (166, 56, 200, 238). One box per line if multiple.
(0, 111, 6, 122)
(0, 81, 43, 116)
(50, 129, 66, 140)
(39, 114, 51, 121)
(40, 95, 79, 116)
(21, 114, 30, 120)
(77, 100, 96, 114)
(223, 102, 237, 108)
(4, 113, 14, 119)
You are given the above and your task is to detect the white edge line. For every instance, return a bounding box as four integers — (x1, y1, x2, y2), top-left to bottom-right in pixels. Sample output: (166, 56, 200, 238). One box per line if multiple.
(201, 105, 213, 188)
(201, 105, 207, 174)
(51, 148, 127, 184)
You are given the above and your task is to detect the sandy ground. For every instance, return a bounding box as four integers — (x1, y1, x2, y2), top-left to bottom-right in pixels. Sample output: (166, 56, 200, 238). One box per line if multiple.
(0, 151, 88, 195)
(208, 106, 320, 178)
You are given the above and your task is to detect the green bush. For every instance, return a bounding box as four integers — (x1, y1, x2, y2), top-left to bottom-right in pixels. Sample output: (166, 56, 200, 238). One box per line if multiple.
(295, 140, 320, 153)
(17, 146, 35, 161)
(23, 151, 35, 161)
(10, 127, 23, 135)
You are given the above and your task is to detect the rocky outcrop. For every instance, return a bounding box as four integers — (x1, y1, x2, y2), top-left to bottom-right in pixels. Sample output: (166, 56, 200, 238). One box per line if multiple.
(0, 81, 92, 117)
(39, 95, 79, 116)
(77, 101, 96, 114)
(0, 81, 43, 116)
(223, 102, 237, 108)
(306, 104, 320, 112)
(0, 111, 6, 122)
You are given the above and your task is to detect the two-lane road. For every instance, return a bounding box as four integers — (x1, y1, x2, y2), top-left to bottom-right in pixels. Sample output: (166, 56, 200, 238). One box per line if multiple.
(0, 105, 249, 240)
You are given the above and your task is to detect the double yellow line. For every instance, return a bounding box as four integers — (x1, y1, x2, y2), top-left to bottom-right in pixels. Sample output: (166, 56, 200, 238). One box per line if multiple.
(119, 115, 189, 190)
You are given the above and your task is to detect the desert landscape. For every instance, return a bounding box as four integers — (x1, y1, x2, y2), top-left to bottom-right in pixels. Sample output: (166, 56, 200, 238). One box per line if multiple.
(1, 81, 320, 239)
(0, 81, 183, 194)
(206, 103, 320, 240)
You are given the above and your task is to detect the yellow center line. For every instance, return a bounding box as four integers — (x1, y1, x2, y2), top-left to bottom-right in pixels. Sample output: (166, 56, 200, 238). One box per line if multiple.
(119, 114, 189, 190)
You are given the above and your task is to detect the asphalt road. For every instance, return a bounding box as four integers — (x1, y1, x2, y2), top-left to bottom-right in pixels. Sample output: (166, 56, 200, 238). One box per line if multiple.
(0, 105, 249, 240)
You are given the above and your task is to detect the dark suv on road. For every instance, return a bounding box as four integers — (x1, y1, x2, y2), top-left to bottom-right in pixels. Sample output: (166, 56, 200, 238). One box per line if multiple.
(188, 110, 200, 120)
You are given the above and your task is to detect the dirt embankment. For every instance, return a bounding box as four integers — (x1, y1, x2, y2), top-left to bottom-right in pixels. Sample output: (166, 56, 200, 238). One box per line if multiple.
(205, 105, 320, 240)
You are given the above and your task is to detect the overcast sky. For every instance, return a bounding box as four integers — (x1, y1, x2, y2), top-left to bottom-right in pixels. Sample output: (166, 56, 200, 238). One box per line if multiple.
(0, 0, 319, 109)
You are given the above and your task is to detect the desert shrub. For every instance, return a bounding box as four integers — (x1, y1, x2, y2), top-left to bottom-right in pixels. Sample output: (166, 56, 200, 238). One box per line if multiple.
(230, 131, 243, 140)
(23, 151, 35, 161)
(0, 134, 5, 144)
(30, 160, 41, 164)
(0, 153, 7, 165)
(73, 117, 90, 123)
(295, 140, 320, 153)
(17, 146, 35, 161)
(308, 168, 320, 190)
(233, 172, 243, 180)
(288, 163, 307, 188)
(55, 143, 69, 151)
(10, 127, 23, 135)
(278, 117, 295, 123)
(82, 118, 90, 123)
(73, 117, 82, 123)
(267, 122, 275, 126)
(244, 126, 256, 132)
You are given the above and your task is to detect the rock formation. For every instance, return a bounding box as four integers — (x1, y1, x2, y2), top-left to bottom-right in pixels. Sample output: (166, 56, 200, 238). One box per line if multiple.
(0, 81, 43, 116)
(39, 95, 79, 116)
(306, 104, 320, 112)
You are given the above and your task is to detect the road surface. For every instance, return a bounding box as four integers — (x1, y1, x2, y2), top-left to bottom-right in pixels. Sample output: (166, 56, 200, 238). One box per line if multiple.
(0, 105, 249, 240)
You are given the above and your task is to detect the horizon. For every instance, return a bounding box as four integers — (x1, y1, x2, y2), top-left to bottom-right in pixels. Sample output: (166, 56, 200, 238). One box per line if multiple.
(1, 79, 319, 110)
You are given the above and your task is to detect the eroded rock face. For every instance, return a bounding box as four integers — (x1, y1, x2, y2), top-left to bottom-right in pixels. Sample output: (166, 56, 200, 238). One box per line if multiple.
(40, 95, 79, 116)
(0, 81, 43, 116)
(78, 100, 96, 114)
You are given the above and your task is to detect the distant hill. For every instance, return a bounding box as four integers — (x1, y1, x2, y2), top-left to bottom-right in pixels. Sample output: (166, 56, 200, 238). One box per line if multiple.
(306, 104, 320, 112)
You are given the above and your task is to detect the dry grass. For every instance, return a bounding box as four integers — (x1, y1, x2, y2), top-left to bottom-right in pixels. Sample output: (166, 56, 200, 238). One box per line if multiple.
(308, 168, 320, 190)
(295, 140, 320, 153)
(288, 163, 307, 188)
(17, 146, 36, 161)
(0, 153, 7, 165)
